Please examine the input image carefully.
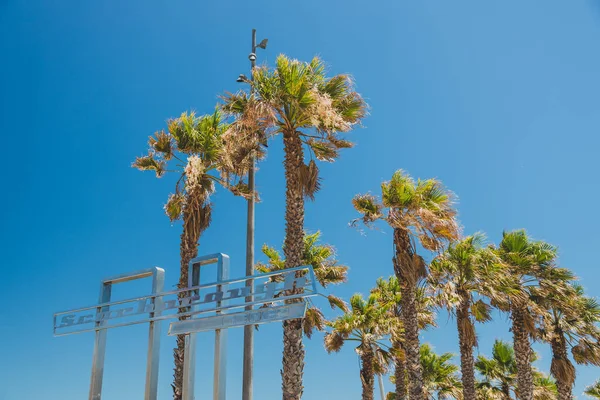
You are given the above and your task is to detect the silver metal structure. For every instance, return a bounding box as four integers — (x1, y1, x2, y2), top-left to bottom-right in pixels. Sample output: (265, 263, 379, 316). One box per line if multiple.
(88, 267, 164, 400)
(54, 257, 317, 400)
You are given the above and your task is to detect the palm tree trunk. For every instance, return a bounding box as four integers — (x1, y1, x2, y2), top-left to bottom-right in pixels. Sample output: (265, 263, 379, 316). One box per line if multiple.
(172, 217, 200, 400)
(511, 308, 534, 400)
(393, 228, 424, 400)
(281, 132, 306, 400)
(360, 349, 376, 400)
(392, 340, 407, 400)
(501, 382, 511, 399)
(457, 296, 477, 400)
(550, 333, 575, 400)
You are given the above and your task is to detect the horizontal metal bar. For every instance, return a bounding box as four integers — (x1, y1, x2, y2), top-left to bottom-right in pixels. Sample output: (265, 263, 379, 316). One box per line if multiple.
(53, 291, 318, 336)
(54, 266, 315, 316)
(168, 303, 307, 335)
(102, 268, 157, 285)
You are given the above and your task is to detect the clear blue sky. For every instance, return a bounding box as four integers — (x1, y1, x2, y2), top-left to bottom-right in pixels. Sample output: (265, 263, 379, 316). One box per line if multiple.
(2, 1, 600, 399)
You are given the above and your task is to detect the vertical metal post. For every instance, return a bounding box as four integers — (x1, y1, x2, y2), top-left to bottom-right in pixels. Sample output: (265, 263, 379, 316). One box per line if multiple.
(182, 253, 230, 400)
(145, 269, 165, 400)
(89, 283, 111, 400)
(242, 28, 257, 400)
(377, 373, 386, 400)
(88, 268, 164, 400)
(214, 255, 229, 400)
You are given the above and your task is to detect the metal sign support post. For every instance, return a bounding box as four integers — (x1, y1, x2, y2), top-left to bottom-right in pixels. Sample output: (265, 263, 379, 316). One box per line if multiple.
(88, 268, 164, 400)
(182, 253, 229, 400)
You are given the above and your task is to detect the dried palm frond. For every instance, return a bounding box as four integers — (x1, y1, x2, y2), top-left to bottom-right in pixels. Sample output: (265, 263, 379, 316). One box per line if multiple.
(303, 307, 326, 339)
(298, 160, 321, 200)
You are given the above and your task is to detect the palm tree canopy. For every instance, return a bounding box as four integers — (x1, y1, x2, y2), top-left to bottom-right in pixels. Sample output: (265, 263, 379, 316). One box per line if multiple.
(497, 230, 573, 286)
(132, 109, 230, 224)
(389, 344, 462, 400)
(540, 283, 600, 366)
(352, 170, 459, 253)
(325, 293, 393, 374)
(256, 231, 350, 338)
(428, 233, 510, 316)
(370, 276, 437, 332)
(419, 343, 463, 400)
(475, 339, 557, 399)
(585, 380, 600, 398)
(221, 54, 367, 199)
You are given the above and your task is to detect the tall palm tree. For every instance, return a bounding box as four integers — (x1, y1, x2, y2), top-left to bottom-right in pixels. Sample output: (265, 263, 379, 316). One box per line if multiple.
(388, 344, 463, 400)
(133, 110, 229, 400)
(255, 231, 351, 338)
(585, 380, 600, 398)
(476, 339, 558, 400)
(537, 283, 600, 400)
(223, 55, 367, 399)
(352, 170, 460, 400)
(495, 230, 573, 400)
(371, 276, 437, 399)
(325, 293, 392, 400)
(429, 234, 518, 400)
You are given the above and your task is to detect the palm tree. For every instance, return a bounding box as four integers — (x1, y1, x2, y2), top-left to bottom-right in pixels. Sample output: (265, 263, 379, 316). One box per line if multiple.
(325, 293, 392, 400)
(537, 283, 600, 400)
(388, 344, 462, 400)
(476, 339, 558, 400)
(585, 380, 600, 398)
(352, 170, 460, 400)
(475, 340, 516, 400)
(223, 55, 367, 399)
(255, 231, 351, 338)
(419, 344, 463, 400)
(133, 110, 230, 399)
(495, 230, 573, 400)
(429, 234, 517, 400)
(371, 276, 437, 399)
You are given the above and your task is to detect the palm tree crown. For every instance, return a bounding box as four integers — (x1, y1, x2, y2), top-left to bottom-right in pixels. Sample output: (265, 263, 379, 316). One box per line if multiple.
(255, 231, 350, 337)
(325, 293, 392, 400)
(585, 380, 600, 399)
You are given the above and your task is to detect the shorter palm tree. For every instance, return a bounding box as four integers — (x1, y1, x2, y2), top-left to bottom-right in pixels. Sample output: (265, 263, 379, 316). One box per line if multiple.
(475, 339, 558, 400)
(475, 340, 516, 399)
(429, 233, 519, 400)
(325, 293, 392, 400)
(371, 276, 436, 399)
(584, 380, 600, 398)
(255, 231, 350, 338)
(537, 283, 600, 400)
(388, 344, 462, 400)
(495, 230, 573, 400)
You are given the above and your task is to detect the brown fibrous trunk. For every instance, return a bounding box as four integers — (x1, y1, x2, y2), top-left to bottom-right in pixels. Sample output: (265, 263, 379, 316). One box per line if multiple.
(512, 307, 534, 400)
(550, 332, 575, 400)
(457, 295, 477, 400)
(394, 227, 424, 400)
(281, 132, 306, 400)
(360, 348, 375, 400)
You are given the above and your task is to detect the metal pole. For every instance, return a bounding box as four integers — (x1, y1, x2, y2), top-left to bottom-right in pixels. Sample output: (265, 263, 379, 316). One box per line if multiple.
(242, 28, 257, 400)
(377, 373, 386, 400)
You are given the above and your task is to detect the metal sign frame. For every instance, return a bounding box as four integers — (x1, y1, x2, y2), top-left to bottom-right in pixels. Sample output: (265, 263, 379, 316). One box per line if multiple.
(53, 254, 318, 400)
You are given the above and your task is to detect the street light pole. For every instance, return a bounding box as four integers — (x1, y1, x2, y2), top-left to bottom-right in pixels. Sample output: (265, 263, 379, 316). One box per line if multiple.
(243, 28, 267, 400)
